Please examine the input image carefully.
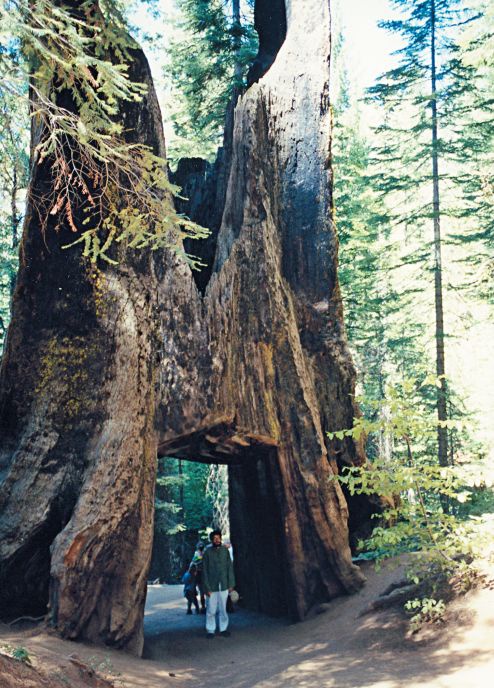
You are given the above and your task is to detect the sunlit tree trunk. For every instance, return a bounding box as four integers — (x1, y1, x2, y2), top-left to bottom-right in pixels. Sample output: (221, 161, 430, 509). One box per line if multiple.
(430, 0, 449, 476)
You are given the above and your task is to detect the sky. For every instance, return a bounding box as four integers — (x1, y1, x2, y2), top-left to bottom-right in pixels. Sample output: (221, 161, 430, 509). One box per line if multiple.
(336, 0, 402, 92)
(132, 0, 402, 114)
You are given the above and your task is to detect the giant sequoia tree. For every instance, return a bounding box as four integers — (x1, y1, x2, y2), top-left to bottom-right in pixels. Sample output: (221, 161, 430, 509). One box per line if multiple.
(0, 0, 369, 655)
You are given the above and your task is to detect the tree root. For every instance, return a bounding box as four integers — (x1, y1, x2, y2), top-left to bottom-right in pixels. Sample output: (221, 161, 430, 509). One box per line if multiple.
(7, 614, 45, 626)
(359, 584, 419, 616)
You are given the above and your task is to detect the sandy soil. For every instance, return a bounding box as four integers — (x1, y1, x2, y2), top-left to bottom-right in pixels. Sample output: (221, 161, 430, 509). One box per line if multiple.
(2, 560, 493, 687)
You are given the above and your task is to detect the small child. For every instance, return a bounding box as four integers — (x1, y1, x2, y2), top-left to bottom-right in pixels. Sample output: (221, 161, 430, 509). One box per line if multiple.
(191, 542, 206, 613)
(182, 564, 199, 614)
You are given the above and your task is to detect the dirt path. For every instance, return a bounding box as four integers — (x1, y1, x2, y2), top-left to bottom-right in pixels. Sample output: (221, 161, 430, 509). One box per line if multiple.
(2, 560, 494, 687)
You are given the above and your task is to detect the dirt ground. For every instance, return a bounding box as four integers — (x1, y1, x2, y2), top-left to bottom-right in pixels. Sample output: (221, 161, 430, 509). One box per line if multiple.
(1, 559, 494, 687)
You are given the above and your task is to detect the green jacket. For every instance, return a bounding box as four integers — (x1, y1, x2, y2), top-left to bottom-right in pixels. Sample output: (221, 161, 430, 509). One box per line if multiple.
(202, 544, 235, 593)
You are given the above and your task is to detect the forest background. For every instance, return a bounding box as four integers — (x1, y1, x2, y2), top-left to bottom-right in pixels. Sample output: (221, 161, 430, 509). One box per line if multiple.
(1, 0, 493, 585)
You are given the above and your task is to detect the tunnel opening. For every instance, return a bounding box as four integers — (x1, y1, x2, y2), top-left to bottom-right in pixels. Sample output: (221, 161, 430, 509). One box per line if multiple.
(149, 456, 230, 586)
(150, 424, 292, 626)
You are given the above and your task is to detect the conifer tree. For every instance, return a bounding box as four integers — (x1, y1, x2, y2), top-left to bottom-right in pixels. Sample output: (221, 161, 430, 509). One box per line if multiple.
(166, 0, 257, 160)
(332, 19, 434, 459)
(0, 86, 29, 351)
(0, 0, 208, 265)
(452, 2, 494, 298)
(366, 0, 492, 472)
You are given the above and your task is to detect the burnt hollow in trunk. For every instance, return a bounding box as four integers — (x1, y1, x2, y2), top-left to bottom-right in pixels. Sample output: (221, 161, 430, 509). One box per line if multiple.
(247, 0, 287, 86)
(172, 0, 287, 293)
(171, 157, 221, 295)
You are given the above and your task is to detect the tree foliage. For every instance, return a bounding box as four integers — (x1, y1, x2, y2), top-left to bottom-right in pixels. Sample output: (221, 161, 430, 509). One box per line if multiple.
(357, 0, 494, 469)
(329, 377, 493, 628)
(166, 0, 257, 161)
(0, 81, 29, 352)
(155, 457, 214, 537)
(367, 0, 494, 296)
(0, 0, 208, 266)
(332, 3, 492, 468)
(152, 457, 219, 582)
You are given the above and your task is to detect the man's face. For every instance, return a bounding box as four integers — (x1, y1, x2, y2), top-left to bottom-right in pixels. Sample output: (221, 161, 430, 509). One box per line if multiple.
(212, 534, 222, 547)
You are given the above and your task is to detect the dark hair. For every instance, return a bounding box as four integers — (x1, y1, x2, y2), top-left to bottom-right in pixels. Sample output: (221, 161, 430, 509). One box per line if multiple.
(209, 529, 222, 541)
(196, 542, 204, 550)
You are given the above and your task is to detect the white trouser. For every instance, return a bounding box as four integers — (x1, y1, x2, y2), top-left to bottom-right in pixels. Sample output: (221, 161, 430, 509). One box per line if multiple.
(206, 589, 229, 633)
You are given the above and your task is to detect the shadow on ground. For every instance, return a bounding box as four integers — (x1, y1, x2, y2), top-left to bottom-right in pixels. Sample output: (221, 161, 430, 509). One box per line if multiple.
(142, 561, 494, 688)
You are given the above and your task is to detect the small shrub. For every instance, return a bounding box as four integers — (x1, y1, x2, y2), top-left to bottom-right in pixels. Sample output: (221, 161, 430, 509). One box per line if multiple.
(405, 597, 446, 633)
(87, 654, 121, 679)
(328, 376, 491, 626)
(11, 646, 31, 664)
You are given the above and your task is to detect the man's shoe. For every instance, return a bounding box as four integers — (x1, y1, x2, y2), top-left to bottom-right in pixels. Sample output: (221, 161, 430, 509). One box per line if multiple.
(206, 633, 214, 639)
(220, 631, 231, 637)
(186, 610, 192, 615)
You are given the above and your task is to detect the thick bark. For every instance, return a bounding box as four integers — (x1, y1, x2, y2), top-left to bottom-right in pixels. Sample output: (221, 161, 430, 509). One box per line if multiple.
(0, 45, 163, 655)
(0, 0, 368, 654)
(156, 0, 366, 618)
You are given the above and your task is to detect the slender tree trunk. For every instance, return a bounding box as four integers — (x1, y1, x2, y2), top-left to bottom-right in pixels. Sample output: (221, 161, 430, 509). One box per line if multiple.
(178, 459, 186, 567)
(9, 166, 19, 299)
(232, 0, 243, 86)
(431, 0, 449, 477)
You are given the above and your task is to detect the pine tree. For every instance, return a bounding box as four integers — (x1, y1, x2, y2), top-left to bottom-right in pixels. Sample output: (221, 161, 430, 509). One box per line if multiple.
(332, 20, 434, 460)
(451, 4, 494, 298)
(366, 0, 491, 472)
(0, 84, 29, 352)
(152, 457, 215, 581)
(166, 0, 258, 161)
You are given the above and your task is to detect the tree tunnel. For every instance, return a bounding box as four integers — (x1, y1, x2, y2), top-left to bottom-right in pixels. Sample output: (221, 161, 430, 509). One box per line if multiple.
(157, 429, 292, 618)
(0, 0, 372, 657)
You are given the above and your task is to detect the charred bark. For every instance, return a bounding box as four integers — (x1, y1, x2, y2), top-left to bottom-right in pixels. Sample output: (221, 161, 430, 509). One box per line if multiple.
(156, 0, 367, 618)
(0, 43, 163, 655)
(247, 0, 287, 86)
(1, 0, 369, 655)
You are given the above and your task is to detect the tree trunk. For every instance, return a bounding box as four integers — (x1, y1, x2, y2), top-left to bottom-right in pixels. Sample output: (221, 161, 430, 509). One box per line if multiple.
(430, 0, 449, 478)
(232, 0, 243, 86)
(0, 0, 369, 654)
(0, 42, 164, 655)
(156, 0, 367, 617)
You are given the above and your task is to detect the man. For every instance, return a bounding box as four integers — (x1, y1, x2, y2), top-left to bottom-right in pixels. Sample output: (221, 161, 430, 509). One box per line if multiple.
(202, 529, 235, 638)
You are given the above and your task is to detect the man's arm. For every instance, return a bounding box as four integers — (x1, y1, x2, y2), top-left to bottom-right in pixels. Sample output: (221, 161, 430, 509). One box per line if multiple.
(226, 549, 235, 590)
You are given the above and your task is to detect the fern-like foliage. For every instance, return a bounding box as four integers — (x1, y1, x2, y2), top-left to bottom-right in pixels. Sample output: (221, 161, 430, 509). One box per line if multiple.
(1, 0, 208, 263)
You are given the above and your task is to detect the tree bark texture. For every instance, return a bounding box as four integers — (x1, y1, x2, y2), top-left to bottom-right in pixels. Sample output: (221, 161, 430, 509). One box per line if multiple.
(0, 0, 368, 654)
(0, 44, 163, 655)
(157, 0, 366, 617)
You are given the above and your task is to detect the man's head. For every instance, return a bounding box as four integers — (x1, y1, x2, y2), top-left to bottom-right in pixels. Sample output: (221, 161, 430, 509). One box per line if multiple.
(196, 542, 204, 552)
(209, 529, 222, 547)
